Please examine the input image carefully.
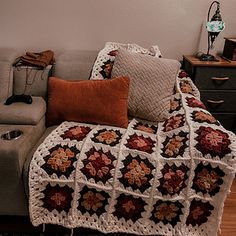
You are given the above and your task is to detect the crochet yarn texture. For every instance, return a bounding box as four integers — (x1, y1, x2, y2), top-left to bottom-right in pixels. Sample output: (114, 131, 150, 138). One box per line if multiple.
(29, 72, 236, 236)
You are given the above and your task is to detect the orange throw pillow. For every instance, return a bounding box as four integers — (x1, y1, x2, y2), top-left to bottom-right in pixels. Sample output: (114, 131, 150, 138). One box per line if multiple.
(46, 76, 130, 128)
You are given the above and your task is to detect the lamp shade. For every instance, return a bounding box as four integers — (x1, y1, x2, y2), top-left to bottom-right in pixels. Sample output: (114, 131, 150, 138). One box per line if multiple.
(207, 21, 225, 33)
(206, 1, 225, 33)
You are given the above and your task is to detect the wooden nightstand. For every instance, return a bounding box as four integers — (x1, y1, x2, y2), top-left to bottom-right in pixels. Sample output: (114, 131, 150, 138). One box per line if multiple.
(183, 55, 236, 133)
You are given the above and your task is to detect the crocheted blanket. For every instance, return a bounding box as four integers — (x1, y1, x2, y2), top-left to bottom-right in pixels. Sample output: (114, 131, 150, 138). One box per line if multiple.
(29, 72, 236, 236)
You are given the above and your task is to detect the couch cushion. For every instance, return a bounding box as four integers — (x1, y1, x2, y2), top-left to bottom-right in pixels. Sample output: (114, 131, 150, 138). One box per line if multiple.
(46, 76, 130, 128)
(0, 96, 46, 125)
(111, 49, 181, 122)
(13, 65, 52, 99)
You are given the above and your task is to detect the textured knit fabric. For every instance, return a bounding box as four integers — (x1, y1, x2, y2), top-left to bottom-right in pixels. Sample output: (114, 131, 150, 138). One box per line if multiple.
(89, 42, 162, 80)
(111, 49, 181, 122)
(29, 71, 236, 236)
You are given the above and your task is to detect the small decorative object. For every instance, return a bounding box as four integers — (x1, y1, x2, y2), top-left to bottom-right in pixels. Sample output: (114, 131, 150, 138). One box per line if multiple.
(199, 1, 225, 61)
(223, 38, 236, 61)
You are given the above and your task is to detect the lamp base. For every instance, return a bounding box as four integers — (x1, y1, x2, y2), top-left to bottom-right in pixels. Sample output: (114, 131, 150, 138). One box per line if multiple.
(198, 53, 218, 61)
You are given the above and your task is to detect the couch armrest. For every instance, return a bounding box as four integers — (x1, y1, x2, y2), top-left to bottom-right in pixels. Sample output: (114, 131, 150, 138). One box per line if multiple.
(0, 96, 46, 125)
(0, 48, 22, 102)
(0, 119, 45, 215)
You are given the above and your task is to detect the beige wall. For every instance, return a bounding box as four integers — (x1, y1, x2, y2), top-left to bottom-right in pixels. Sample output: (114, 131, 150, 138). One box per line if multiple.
(0, 0, 235, 60)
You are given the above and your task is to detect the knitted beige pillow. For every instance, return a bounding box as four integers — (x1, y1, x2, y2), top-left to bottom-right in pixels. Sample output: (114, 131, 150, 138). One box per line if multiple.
(111, 49, 181, 122)
(90, 42, 162, 80)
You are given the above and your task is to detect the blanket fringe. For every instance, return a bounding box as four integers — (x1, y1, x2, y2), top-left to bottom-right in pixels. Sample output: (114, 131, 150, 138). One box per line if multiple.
(70, 228, 74, 236)
(42, 223, 45, 233)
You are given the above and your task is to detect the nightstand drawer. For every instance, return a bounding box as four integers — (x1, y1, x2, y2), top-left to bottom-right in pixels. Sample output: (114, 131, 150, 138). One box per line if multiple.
(212, 113, 236, 132)
(195, 67, 236, 90)
(183, 55, 236, 133)
(200, 90, 236, 112)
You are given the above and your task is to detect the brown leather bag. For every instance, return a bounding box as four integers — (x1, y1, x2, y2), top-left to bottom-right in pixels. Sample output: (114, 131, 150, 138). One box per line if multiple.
(14, 50, 54, 69)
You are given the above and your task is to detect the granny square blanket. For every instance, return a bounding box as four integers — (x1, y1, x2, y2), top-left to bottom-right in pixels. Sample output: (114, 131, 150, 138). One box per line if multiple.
(29, 71, 236, 236)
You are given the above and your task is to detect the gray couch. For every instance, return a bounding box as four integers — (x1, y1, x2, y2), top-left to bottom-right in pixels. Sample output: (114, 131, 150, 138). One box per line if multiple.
(0, 48, 98, 216)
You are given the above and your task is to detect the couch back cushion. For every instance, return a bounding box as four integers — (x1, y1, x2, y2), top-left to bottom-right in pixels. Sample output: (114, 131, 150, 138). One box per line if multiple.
(46, 76, 130, 128)
(0, 48, 22, 102)
(111, 49, 181, 122)
(13, 65, 52, 99)
(53, 50, 98, 81)
(12, 50, 98, 100)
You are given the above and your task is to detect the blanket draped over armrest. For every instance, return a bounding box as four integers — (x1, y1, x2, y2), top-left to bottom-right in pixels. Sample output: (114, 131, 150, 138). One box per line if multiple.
(29, 72, 236, 236)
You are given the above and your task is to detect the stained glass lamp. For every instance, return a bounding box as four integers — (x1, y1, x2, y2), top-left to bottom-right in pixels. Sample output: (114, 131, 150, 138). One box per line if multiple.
(199, 1, 225, 61)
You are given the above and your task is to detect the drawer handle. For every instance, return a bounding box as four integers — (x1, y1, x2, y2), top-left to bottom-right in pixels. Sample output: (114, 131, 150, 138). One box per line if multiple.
(210, 77, 230, 81)
(207, 99, 224, 104)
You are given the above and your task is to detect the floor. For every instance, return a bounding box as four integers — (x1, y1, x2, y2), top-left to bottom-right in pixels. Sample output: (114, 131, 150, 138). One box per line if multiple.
(219, 179, 236, 236)
(0, 180, 235, 235)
